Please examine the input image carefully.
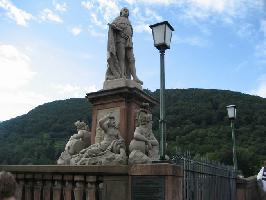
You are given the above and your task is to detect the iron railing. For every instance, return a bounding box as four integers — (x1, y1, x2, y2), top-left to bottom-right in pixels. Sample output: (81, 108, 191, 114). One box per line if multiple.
(173, 151, 237, 200)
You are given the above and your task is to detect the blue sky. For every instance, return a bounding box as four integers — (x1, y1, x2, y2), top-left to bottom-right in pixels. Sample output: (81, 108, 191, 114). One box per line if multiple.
(0, 0, 265, 121)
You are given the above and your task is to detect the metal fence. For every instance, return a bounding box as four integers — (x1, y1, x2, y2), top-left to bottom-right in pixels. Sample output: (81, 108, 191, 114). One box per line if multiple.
(173, 151, 237, 200)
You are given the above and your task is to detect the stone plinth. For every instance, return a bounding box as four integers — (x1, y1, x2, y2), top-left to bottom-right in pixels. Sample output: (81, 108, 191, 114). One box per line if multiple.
(129, 164, 183, 200)
(86, 86, 158, 148)
(0, 164, 183, 200)
(236, 176, 260, 200)
(103, 79, 142, 90)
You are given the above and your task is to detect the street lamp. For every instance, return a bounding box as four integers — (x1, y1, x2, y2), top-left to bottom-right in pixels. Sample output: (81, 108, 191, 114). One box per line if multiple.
(226, 105, 237, 171)
(150, 21, 174, 160)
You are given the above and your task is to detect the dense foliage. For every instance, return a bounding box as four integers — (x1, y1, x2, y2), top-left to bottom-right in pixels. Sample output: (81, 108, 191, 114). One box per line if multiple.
(0, 89, 265, 177)
(0, 98, 91, 165)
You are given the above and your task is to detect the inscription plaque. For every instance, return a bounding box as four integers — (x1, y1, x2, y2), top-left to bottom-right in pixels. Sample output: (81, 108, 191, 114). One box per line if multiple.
(131, 176, 164, 200)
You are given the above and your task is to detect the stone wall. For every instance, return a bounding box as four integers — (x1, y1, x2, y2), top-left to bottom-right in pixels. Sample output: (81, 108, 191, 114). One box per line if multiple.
(236, 176, 261, 200)
(0, 164, 183, 200)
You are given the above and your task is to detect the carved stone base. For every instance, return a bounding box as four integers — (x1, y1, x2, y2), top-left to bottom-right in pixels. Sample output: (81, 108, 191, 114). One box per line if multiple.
(70, 150, 128, 165)
(86, 86, 158, 148)
(103, 78, 142, 90)
(128, 150, 152, 165)
(2, 164, 184, 200)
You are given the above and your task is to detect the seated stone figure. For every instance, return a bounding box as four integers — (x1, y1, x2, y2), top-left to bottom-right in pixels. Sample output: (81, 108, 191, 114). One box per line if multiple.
(66, 121, 91, 154)
(129, 105, 159, 164)
(57, 121, 91, 165)
(70, 113, 127, 165)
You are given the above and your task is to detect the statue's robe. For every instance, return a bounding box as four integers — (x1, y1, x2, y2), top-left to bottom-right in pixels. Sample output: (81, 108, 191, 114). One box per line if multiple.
(106, 16, 133, 80)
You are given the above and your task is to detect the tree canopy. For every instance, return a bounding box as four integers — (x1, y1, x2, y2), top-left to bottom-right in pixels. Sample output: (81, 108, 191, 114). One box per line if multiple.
(0, 89, 265, 177)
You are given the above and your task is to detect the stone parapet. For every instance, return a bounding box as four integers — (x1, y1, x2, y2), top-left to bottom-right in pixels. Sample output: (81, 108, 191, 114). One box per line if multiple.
(0, 163, 183, 200)
(236, 176, 261, 200)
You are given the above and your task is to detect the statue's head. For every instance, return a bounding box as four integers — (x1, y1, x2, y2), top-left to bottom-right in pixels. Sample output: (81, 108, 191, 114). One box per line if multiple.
(138, 111, 149, 126)
(136, 103, 151, 126)
(120, 7, 129, 17)
(107, 114, 116, 127)
(74, 121, 88, 130)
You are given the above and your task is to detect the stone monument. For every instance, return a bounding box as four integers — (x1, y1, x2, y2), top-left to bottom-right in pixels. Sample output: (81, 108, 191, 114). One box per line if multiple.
(57, 7, 158, 166)
(0, 7, 184, 200)
(86, 7, 159, 151)
(55, 7, 183, 200)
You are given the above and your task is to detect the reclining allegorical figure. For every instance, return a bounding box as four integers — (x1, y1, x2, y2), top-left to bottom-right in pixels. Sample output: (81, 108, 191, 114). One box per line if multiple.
(70, 113, 127, 165)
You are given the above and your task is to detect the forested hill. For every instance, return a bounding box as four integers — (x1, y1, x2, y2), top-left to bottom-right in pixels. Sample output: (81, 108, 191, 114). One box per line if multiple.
(0, 89, 265, 177)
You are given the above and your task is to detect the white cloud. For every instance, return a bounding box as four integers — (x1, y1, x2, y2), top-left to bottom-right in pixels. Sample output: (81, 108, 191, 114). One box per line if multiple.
(98, 0, 120, 22)
(88, 28, 106, 38)
(172, 35, 208, 47)
(260, 20, 266, 37)
(181, 0, 263, 23)
(124, 0, 175, 5)
(255, 41, 266, 63)
(234, 60, 249, 72)
(52, 83, 97, 98)
(252, 80, 266, 98)
(90, 12, 105, 27)
(81, 1, 93, 10)
(255, 20, 266, 63)
(145, 8, 162, 21)
(53, 1, 68, 12)
(71, 27, 82, 36)
(236, 23, 255, 38)
(0, 82, 97, 120)
(131, 7, 162, 34)
(0, 44, 40, 121)
(40, 8, 63, 23)
(0, 44, 35, 90)
(189, 0, 226, 13)
(82, 1, 163, 34)
(0, 0, 32, 26)
(0, 42, 100, 121)
(134, 23, 151, 34)
(82, 0, 119, 29)
(0, 91, 49, 121)
(125, 0, 263, 26)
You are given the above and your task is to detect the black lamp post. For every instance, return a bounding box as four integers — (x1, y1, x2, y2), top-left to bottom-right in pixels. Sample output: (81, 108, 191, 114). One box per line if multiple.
(150, 21, 174, 160)
(226, 105, 237, 170)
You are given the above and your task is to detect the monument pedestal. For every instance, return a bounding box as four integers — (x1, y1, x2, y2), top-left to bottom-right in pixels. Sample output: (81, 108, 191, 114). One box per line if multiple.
(86, 86, 158, 148)
(103, 78, 142, 90)
(102, 164, 183, 200)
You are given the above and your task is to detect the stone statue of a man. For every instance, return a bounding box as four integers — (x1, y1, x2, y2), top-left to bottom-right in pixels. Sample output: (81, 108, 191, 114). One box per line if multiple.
(106, 7, 143, 85)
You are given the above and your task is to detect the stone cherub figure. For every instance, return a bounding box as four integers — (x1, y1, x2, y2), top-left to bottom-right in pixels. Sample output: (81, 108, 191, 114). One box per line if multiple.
(129, 103, 159, 164)
(57, 121, 91, 165)
(106, 7, 142, 85)
(70, 113, 127, 165)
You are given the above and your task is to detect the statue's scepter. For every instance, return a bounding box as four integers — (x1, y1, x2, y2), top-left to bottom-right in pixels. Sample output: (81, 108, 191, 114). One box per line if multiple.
(108, 23, 129, 40)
